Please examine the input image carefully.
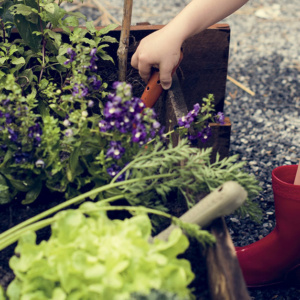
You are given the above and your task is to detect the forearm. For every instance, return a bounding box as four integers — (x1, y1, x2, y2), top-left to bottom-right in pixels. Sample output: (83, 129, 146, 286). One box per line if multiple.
(131, 0, 249, 88)
(164, 0, 249, 44)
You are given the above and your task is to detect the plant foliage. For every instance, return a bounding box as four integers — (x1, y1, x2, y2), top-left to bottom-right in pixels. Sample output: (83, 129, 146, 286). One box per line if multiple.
(4, 209, 195, 300)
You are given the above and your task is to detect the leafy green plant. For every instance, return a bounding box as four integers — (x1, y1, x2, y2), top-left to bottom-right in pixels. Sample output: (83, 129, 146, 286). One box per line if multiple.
(3, 207, 196, 300)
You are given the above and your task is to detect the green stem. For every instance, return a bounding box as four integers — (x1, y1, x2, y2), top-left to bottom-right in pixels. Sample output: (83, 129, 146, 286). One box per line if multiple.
(0, 217, 54, 251)
(0, 173, 173, 242)
(110, 145, 178, 184)
(95, 194, 124, 205)
(0, 205, 173, 251)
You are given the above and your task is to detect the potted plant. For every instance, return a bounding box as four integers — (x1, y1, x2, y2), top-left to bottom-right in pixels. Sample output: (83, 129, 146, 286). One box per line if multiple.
(0, 0, 261, 298)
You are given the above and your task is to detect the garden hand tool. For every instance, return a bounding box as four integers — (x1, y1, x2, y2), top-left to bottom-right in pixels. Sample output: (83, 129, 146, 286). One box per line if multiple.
(155, 181, 247, 241)
(141, 51, 184, 108)
(236, 164, 300, 288)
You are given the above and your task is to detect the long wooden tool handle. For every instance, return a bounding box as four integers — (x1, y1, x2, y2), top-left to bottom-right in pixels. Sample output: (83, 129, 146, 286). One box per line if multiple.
(155, 181, 247, 241)
(141, 51, 184, 108)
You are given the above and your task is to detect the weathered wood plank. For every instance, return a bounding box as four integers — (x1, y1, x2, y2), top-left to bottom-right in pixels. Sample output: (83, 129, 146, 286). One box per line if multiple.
(179, 24, 230, 113)
(206, 217, 251, 300)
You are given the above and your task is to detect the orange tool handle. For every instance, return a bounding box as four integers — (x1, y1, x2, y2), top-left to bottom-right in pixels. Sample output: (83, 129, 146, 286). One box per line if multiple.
(141, 51, 183, 108)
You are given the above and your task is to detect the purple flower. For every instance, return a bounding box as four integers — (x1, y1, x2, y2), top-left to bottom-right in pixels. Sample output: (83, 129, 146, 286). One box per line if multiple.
(152, 121, 160, 129)
(65, 129, 74, 137)
(89, 75, 102, 90)
(178, 114, 194, 128)
(28, 123, 42, 145)
(132, 125, 147, 144)
(72, 84, 88, 98)
(81, 85, 88, 97)
(197, 126, 212, 143)
(215, 112, 225, 125)
(107, 164, 125, 181)
(89, 48, 98, 70)
(7, 127, 18, 142)
(103, 101, 123, 119)
(178, 103, 201, 128)
(90, 48, 97, 56)
(112, 81, 122, 90)
(190, 103, 200, 117)
(5, 113, 13, 124)
(13, 151, 30, 164)
(64, 48, 77, 65)
(2, 99, 10, 106)
(99, 120, 110, 132)
(106, 141, 125, 159)
(88, 100, 94, 108)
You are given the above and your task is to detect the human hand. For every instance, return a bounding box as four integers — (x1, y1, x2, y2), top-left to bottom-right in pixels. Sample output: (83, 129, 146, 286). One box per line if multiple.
(131, 27, 183, 90)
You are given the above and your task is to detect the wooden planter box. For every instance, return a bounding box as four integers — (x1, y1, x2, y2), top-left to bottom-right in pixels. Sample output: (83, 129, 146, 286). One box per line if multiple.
(0, 24, 250, 299)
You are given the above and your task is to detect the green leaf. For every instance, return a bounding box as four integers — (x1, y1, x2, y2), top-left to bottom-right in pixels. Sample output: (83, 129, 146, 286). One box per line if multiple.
(86, 21, 96, 33)
(98, 52, 115, 63)
(40, 2, 63, 28)
(18, 69, 34, 88)
(6, 278, 21, 300)
(101, 35, 118, 44)
(9, 4, 34, 17)
(11, 56, 25, 65)
(0, 57, 8, 64)
(4, 174, 32, 192)
(42, 3, 56, 14)
(0, 174, 11, 204)
(14, 14, 42, 52)
(38, 99, 50, 118)
(22, 180, 42, 204)
(62, 16, 79, 27)
(45, 29, 62, 49)
(65, 11, 86, 21)
(0, 0, 15, 36)
(97, 23, 119, 36)
(67, 145, 81, 182)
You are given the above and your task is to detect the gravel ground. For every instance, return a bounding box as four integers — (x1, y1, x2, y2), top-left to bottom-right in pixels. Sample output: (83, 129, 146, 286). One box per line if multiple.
(68, 1, 300, 299)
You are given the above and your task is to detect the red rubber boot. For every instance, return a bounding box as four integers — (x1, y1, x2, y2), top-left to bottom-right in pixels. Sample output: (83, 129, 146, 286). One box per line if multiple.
(236, 165, 300, 288)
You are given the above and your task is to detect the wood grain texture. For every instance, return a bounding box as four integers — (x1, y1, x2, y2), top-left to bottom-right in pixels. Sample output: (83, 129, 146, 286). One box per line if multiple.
(206, 217, 251, 300)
